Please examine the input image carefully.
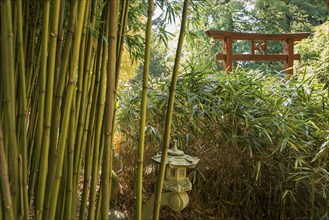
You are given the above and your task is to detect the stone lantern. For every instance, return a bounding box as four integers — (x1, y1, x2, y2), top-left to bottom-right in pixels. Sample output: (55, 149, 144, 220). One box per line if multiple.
(142, 140, 200, 219)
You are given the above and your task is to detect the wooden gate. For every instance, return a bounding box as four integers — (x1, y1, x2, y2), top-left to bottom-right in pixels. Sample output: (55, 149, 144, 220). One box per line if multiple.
(205, 30, 310, 74)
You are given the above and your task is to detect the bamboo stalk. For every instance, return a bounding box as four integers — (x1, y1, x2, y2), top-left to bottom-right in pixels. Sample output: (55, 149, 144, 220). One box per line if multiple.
(56, 152, 67, 220)
(73, 0, 96, 203)
(47, 0, 77, 178)
(136, 0, 154, 219)
(79, 72, 97, 219)
(44, 0, 78, 215)
(47, 1, 87, 218)
(16, 0, 29, 218)
(32, 1, 50, 216)
(54, 0, 66, 94)
(101, 1, 119, 218)
(0, 0, 19, 217)
(115, 0, 130, 85)
(0, 124, 14, 220)
(152, 0, 190, 219)
(88, 29, 106, 220)
(36, 0, 62, 217)
(72, 0, 90, 174)
(63, 91, 76, 220)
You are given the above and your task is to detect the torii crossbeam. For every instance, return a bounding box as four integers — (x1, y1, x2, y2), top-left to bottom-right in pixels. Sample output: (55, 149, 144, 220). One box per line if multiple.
(205, 30, 310, 74)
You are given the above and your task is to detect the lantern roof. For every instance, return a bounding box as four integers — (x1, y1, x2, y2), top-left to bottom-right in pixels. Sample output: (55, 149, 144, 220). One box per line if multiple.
(152, 141, 200, 168)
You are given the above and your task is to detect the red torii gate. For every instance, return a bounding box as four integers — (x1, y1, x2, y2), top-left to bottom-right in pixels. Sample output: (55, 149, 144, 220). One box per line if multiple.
(205, 30, 310, 74)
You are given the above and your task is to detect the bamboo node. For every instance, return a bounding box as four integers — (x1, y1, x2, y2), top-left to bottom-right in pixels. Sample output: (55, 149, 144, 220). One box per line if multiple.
(5, 204, 12, 209)
(68, 79, 76, 84)
(50, 32, 57, 37)
(55, 175, 62, 179)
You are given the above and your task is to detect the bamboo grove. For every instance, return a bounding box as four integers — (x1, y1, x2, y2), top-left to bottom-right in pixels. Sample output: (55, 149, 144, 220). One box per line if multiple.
(0, 0, 189, 219)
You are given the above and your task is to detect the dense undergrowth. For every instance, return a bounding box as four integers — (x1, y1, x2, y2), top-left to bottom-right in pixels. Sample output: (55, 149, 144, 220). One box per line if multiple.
(114, 63, 329, 219)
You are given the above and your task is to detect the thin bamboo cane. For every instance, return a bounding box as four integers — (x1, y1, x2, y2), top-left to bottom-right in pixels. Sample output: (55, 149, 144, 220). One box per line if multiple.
(16, 0, 29, 218)
(54, 0, 66, 94)
(22, 0, 30, 57)
(47, 0, 77, 170)
(47, 1, 87, 218)
(73, 0, 96, 201)
(32, 1, 50, 215)
(36, 0, 61, 217)
(115, 0, 130, 86)
(152, 0, 190, 219)
(0, 124, 14, 220)
(88, 33, 106, 220)
(63, 91, 76, 220)
(56, 151, 67, 220)
(101, 0, 119, 218)
(108, 0, 130, 144)
(12, 0, 17, 64)
(79, 59, 98, 219)
(44, 0, 78, 214)
(0, 0, 19, 217)
(136, 0, 154, 219)
(75, 1, 91, 124)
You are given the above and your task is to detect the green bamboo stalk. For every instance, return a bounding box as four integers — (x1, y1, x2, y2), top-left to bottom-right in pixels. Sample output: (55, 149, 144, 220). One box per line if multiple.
(56, 152, 67, 220)
(16, 0, 29, 218)
(79, 59, 98, 220)
(88, 32, 106, 220)
(31, 0, 50, 214)
(72, 1, 90, 176)
(22, 0, 30, 57)
(101, 1, 119, 218)
(43, 0, 78, 214)
(75, 0, 91, 124)
(136, 0, 154, 219)
(152, 0, 190, 219)
(35, 0, 61, 217)
(49, 0, 77, 152)
(0, 0, 19, 217)
(11, 0, 17, 63)
(63, 91, 76, 220)
(0, 124, 14, 220)
(54, 0, 66, 93)
(73, 0, 96, 201)
(47, 1, 88, 218)
(115, 0, 130, 84)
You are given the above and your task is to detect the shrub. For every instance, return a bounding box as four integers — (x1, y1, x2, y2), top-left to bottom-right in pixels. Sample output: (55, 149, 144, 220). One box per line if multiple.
(116, 67, 329, 219)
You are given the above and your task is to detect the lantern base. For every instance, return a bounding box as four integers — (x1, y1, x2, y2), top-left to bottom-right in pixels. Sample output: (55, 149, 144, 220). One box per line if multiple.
(142, 191, 189, 219)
